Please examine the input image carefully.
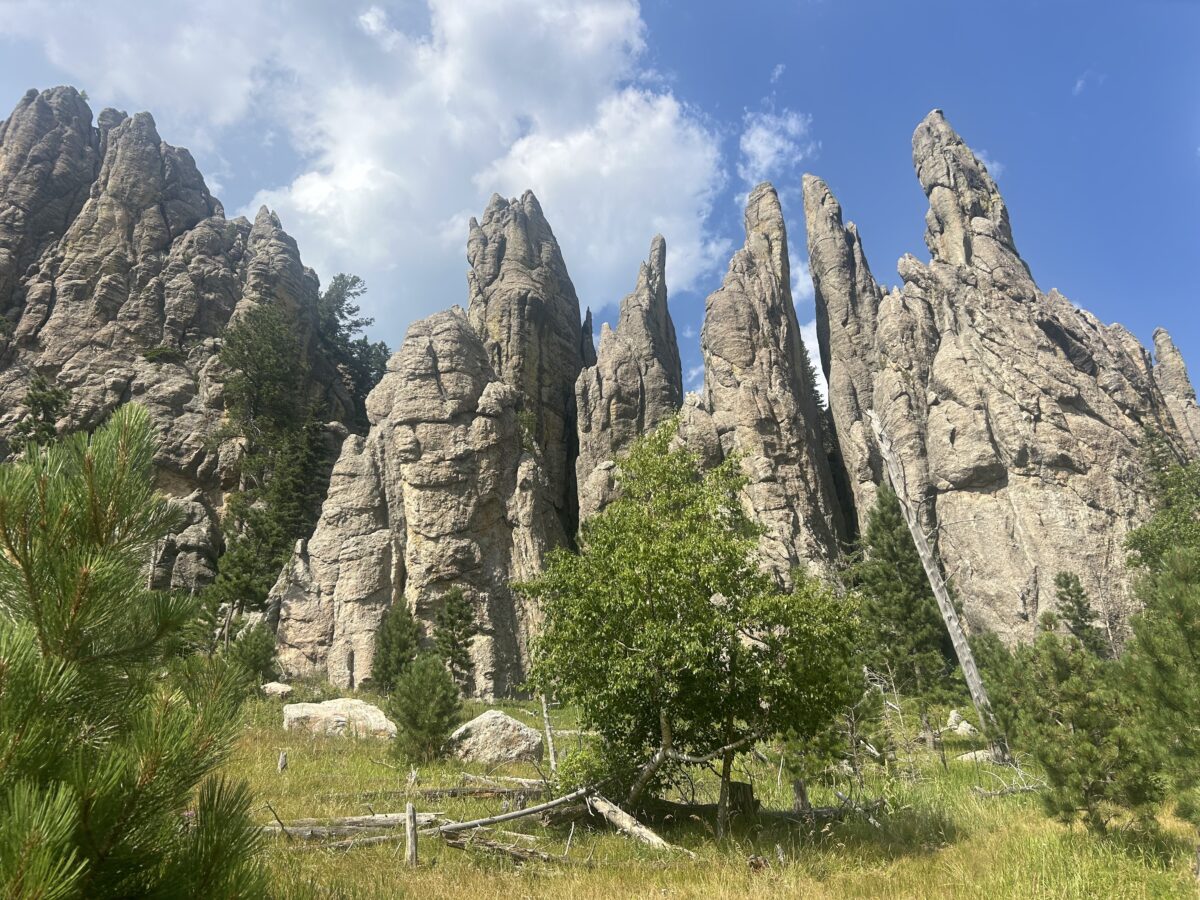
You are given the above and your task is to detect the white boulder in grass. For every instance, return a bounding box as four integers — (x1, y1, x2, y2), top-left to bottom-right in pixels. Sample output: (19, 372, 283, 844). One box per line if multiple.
(449, 710, 544, 764)
(283, 699, 397, 739)
(262, 682, 293, 698)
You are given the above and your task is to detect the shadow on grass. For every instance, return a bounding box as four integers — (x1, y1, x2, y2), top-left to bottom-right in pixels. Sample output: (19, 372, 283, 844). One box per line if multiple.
(1098, 820, 1195, 871)
(639, 798, 963, 866)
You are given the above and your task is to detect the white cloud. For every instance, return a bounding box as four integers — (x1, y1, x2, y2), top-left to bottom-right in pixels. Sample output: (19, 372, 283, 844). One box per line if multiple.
(1, 0, 727, 349)
(799, 318, 828, 404)
(770, 63, 786, 84)
(686, 364, 705, 388)
(975, 149, 1005, 178)
(792, 258, 814, 304)
(737, 107, 817, 188)
(1072, 69, 1105, 96)
(481, 88, 728, 306)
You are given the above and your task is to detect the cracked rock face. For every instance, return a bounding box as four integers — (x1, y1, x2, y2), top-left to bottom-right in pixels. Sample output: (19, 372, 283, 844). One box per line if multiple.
(804, 109, 1197, 644)
(1154, 328, 1200, 455)
(575, 235, 683, 521)
(467, 191, 583, 535)
(271, 307, 565, 698)
(0, 86, 351, 588)
(684, 183, 846, 583)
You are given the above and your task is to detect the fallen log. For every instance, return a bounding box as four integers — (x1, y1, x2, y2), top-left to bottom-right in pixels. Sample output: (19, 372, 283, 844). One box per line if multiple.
(589, 795, 696, 858)
(461, 773, 545, 790)
(438, 785, 593, 835)
(972, 784, 1042, 798)
(441, 832, 556, 864)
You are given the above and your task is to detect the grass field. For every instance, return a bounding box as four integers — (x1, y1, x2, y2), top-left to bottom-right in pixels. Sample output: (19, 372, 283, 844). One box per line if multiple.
(233, 691, 1198, 899)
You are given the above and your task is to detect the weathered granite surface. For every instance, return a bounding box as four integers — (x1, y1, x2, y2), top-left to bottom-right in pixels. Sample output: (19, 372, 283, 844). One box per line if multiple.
(0, 86, 351, 588)
(683, 184, 846, 583)
(467, 191, 583, 535)
(575, 235, 683, 520)
(271, 307, 564, 697)
(804, 109, 1197, 644)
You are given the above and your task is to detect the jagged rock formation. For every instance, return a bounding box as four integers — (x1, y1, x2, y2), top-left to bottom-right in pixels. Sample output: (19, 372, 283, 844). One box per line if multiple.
(467, 192, 583, 534)
(683, 184, 846, 583)
(804, 109, 1196, 644)
(575, 235, 683, 520)
(1154, 328, 1200, 454)
(0, 86, 351, 587)
(271, 306, 565, 697)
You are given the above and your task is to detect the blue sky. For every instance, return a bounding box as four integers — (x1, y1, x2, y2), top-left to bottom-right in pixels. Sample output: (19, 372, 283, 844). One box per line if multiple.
(1, 0, 1197, 391)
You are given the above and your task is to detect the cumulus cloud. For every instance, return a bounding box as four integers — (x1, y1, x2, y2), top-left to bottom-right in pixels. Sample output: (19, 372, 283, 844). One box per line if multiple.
(2, 0, 728, 348)
(737, 107, 817, 188)
(481, 88, 728, 306)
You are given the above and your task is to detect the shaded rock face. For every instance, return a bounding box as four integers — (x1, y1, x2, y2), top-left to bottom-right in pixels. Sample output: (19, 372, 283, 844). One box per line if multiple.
(804, 109, 1197, 644)
(0, 87, 351, 588)
(575, 235, 683, 520)
(467, 191, 583, 535)
(684, 184, 846, 583)
(271, 307, 565, 698)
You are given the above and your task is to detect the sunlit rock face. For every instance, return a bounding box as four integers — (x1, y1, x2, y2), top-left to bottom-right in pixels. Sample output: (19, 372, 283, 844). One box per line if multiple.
(681, 182, 847, 585)
(0, 86, 351, 588)
(805, 109, 1196, 645)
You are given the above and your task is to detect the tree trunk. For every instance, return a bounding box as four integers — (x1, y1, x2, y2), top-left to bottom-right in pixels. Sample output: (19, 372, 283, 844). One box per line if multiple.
(715, 749, 733, 839)
(792, 777, 811, 813)
(867, 410, 1010, 762)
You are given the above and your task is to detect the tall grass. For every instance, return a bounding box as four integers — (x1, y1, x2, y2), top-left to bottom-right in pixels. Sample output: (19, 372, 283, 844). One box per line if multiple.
(230, 696, 1196, 899)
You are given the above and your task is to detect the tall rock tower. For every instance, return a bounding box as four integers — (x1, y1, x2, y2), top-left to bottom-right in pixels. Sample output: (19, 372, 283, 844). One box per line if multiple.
(683, 183, 846, 583)
(804, 109, 1196, 644)
(575, 235, 683, 521)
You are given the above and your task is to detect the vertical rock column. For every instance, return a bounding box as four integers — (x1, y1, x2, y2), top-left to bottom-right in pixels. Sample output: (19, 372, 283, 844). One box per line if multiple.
(575, 235, 683, 521)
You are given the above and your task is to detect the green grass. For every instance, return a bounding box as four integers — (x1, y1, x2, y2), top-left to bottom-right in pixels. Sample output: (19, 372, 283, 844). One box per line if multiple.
(231, 696, 1197, 898)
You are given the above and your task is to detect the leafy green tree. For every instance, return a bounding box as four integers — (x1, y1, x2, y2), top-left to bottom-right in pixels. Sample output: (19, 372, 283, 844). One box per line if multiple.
(523, 419, 861, 834)
(1047, 572, 1111, 658)
(370, 601, 421, 694)
(387, 654, 462, 763)
(225, 621, 279, 684)
(433, 588, 478, 691)
(13, 372, 71, 450)
(0, 404, 264, 897)
(849, 484, 956, 697)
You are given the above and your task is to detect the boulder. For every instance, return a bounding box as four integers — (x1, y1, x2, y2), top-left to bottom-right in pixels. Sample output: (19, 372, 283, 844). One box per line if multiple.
(261, 682, 293, 698)
(449, 710, 544, 764)
(955, 749, 1001, 765)
(282, 699, 396, 739)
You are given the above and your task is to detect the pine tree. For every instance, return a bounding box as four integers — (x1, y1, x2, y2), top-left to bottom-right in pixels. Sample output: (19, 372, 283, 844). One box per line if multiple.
(1016, 618, 1161, 832)
(433, 587, 478, 690)
(0, 404, 265, 897)
(1124, 550, 1200, 829)
(13, 372, 70, 450)
(370, 601, 421, 694)
(849, 484, 956, 697)
(316, 274, 390, 429)
(1049, 572, 1110, 658)
(387, 654, 462, 763)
